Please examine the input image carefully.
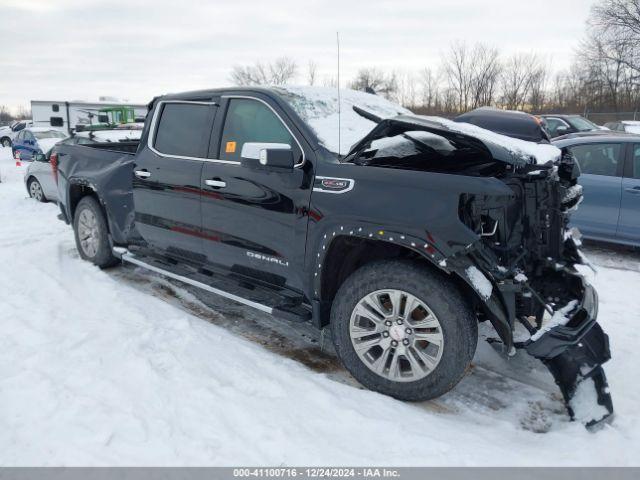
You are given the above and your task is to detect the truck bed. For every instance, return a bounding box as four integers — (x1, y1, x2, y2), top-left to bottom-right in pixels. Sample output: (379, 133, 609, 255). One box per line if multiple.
(56, 142, 139, 244)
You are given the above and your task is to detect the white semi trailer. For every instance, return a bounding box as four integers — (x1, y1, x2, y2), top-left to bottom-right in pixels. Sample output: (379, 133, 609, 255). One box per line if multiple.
(31, 99, 148, 135)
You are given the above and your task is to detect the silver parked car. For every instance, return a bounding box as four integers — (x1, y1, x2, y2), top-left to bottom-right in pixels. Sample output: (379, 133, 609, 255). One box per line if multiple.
(24, 150, 61, 203)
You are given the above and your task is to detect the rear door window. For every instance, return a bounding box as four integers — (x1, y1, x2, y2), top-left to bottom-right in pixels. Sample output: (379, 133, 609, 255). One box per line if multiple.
(219, 98, 298, 163)
(569, 143, 622, 176)
(153, 102, 213, 158)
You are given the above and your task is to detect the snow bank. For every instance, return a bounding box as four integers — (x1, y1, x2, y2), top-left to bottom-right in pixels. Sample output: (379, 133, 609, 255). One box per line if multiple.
(570, 377, 611, 425)
(275, 86, 410, 154)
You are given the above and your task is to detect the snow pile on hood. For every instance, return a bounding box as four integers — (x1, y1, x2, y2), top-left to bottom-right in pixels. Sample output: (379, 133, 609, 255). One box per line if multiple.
(275, 86, 410, 154)
(276, 86, 561, 164)
(420, 116, 562, 165)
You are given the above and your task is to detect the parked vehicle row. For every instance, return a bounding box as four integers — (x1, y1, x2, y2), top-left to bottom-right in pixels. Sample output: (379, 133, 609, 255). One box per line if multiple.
(0, 119, 34, 147)
(603, 120, 640, 134)
(553, 133, 640, 246)
(540, 114, 605, 137)
(12, 127, 67, 161)
(51, 86, 613, 427)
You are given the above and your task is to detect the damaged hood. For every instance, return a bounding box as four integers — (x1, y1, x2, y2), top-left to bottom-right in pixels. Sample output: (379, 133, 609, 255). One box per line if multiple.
(346, 115, 562, 166)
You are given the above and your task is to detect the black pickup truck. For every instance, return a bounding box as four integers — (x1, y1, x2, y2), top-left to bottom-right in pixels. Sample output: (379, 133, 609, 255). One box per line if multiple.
(54, 86, 613, 427)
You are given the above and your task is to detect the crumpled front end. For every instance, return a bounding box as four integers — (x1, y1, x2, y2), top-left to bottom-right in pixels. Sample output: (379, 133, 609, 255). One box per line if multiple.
(449, 150, 614, 428)
(525, 279, 613, 428)
(341, 114, 614, 427)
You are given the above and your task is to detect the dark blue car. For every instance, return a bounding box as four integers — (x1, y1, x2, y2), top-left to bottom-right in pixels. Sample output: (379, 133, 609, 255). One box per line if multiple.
(554, 133, 640, 246)
(11, 127, 67, 161)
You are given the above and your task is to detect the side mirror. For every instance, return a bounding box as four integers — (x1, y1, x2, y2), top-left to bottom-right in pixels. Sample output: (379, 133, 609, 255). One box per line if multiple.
(241, 142, 294, 170)
(34, 152, 48, 162)
(556, 126, 569, 136)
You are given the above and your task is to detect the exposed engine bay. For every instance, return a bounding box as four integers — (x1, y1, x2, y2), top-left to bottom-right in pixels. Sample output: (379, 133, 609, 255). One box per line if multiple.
(344, 112, 614, 428)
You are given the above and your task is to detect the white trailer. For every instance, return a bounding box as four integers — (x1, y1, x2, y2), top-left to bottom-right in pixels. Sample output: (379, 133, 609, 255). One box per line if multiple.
(31, 99, 148, 135)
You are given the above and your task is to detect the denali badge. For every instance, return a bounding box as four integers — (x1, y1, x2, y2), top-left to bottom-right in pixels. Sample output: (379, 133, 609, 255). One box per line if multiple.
(246, 251, 289, 267)
(313, 176, 355, 194)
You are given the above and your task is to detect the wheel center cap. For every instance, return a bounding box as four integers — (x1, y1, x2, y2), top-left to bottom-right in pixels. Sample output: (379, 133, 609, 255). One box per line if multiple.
(389, 324, 406, 342)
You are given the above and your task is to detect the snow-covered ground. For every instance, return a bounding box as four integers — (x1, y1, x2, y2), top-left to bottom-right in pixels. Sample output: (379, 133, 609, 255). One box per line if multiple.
(1, 146, 639, 466)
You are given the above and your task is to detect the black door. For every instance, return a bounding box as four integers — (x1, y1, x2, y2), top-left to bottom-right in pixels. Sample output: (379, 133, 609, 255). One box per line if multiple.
(133, 100, 217, 262)
(199, 96, 313, 291)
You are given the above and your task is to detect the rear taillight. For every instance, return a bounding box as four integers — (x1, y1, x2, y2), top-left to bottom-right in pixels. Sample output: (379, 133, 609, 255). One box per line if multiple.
(50, 152, 59, 184)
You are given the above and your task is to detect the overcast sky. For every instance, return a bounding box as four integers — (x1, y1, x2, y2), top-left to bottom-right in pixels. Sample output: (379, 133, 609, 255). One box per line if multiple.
(1, 0, 594, 113)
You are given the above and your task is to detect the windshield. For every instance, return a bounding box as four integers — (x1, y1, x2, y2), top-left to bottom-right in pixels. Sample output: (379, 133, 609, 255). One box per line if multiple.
(33, 130, 66, 140)
(567, 117, 599, 131)
(274, 86, 410, 155)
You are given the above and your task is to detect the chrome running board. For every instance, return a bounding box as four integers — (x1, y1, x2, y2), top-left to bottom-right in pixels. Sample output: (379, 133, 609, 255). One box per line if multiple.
(117, 249, 273, 314)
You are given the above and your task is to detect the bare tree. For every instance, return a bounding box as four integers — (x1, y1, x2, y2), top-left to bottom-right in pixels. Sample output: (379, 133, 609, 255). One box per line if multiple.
(321, 75, 338, 88)
(592, 0, 640, 74)
(349, 67, 397, 98)
(470, 44, 502, 108)
(593, 0, 640, 35)
(230, 57, 298, 86)
(307, 60, 318, 86)
(500, 53, 540, 110)
(442, 41, 474, 112)
(0, 105, 14, 123)
(442, 41, 501, 112)
(419, 68, 441, 112)
(528, 62, 549, 112)
(15, 105, 31, 120)
(394, 71, 420, 107)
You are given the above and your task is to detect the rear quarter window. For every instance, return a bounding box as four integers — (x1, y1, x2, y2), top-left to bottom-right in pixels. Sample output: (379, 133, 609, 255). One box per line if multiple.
(153, 102, 213, 158)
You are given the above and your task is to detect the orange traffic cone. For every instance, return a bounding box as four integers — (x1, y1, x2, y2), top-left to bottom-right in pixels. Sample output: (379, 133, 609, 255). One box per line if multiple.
(14, 150, 21, 167)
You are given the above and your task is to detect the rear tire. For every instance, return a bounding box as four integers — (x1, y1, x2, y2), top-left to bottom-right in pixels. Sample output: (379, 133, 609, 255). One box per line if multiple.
(27, 178, 47, 203)
(330, 259, 478, 401)
(73, 196, 119, 268)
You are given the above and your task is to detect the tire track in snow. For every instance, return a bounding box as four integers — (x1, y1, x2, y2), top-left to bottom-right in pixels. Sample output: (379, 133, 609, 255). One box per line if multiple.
(111, 264, 567, 433)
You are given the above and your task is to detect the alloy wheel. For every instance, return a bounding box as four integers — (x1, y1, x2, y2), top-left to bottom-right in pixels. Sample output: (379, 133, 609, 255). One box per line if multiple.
(29, 180, 43, 201)
(349, 289, 444, 382)
(77, 209, 100, 258)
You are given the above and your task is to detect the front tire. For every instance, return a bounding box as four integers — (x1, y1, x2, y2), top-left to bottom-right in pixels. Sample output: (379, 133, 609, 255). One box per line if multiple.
(27, 178, 47, 203)
(73, 196, 119, 268)
(1, 137, 11, 148)
(330, 259, 478, 401)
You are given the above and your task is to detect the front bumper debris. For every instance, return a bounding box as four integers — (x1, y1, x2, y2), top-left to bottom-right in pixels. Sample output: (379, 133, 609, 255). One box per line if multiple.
(524, 283, 613, 429)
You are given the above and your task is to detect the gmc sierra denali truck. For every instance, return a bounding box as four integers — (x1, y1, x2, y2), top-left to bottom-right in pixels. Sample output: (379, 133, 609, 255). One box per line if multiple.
(53, 86, 613, 428)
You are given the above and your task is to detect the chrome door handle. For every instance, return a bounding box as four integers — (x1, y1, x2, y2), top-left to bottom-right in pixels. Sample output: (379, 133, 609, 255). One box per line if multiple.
(134, 170, 151, 178)
(205, 179, 226, 188)
(626, 187, 640, 194)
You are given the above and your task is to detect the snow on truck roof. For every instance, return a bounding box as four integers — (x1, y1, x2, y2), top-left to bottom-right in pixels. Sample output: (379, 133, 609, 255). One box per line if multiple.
(276, 86, 561, 165)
